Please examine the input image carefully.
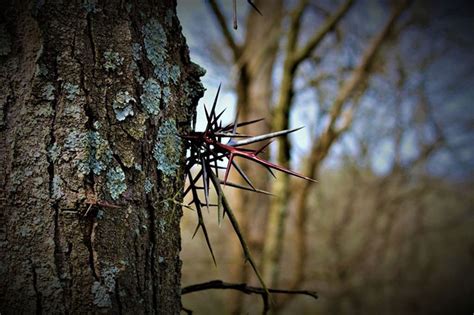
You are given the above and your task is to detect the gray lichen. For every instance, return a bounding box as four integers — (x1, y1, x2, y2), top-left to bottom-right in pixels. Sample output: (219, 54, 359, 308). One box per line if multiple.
(91, 264, 120, 307)
(113, 91, 135, 121)
(103, 49, 124, 72)
(142, 19, 167, 81)
(142, 18, 181, 85)
(87, 131, 113, 175)
(134, 163, 142, 171)
(169, 65, 180, 84)
(132, 43, 142, 61)
(106, 166, 127, 200)
(42, 83, 55, 101)
(52, 175, 64, 200)
(48, 142, 61, 162)
(144, 177, 153, 194)
(63, 82, 80, 100)
(103, 265, 120, 292)
(91, 282, 111, 308)
(65, 129, 112, 176)
(64, 130, 88, 152)
(153, 120, 182, 177)
(140, 78, 161, 115)
(162, 86, 171, 107)
(64, 104, 83, 120)
(159, 219, 166, 234)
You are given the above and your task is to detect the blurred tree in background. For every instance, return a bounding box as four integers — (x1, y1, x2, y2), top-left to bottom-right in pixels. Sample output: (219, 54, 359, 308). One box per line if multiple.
(179, 0, 474, 314)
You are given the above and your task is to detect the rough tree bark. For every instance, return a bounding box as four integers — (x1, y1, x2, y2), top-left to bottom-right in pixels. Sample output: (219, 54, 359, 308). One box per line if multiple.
(0, 0, 204, 314)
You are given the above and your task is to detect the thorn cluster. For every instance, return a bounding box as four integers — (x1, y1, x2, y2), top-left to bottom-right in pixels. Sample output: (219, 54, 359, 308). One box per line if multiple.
(182, 84, 315, 269)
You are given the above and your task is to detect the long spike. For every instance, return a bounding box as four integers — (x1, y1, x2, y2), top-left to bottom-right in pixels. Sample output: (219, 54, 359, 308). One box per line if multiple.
(223, 153, 234, 185)
(232, 160, 255, 190)
(219, 180, 273, 196)
(183, 169, 203, 198)
(188, 172, 216, 266)
(237, 151, 317, 183)
(256, 140, 274, 156)
(208, 171, 271, 300)
(210, 84, 221, 120)
(212, 108, 227, 128)
(222, 118, 264, 131)
(233, 127, 304, 147)
(200, 154, 210, 210)
(248, 0, 263, 15)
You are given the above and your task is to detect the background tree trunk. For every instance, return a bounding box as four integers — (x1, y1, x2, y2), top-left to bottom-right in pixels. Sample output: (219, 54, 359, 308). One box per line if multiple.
(0, 0, 204, 314)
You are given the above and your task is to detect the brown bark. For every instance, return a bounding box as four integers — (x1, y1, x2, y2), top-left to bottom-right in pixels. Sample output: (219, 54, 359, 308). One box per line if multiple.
(0, 1, 204, 314)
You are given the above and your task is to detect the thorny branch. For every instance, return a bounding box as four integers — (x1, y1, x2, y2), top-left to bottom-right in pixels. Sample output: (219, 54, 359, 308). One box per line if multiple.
(181, 86, 316, 309)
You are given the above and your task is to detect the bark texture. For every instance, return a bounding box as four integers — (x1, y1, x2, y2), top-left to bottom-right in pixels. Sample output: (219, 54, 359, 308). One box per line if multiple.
(0, 0, 204, 314)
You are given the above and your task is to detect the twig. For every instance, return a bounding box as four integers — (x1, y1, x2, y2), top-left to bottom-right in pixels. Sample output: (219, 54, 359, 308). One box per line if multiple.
(182, 280, 317, 314)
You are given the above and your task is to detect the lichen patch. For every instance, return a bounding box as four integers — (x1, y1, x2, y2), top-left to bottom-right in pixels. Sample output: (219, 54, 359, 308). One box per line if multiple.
(153, 120, 182, 177)
(106, 166, 127, 200)
(113, 91, 135, 121)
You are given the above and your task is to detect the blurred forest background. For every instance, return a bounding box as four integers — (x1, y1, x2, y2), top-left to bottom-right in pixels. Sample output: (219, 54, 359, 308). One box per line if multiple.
(177, 0, 474, 314)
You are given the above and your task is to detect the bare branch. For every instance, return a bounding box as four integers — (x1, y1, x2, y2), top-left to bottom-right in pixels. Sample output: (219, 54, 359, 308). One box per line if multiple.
(293, 0, 354, 65)
(181, 280, 317, 315)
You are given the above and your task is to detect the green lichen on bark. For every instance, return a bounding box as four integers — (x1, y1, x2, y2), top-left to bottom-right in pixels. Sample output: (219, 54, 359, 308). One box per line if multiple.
(140, 78, 161, 115)
(103, 49, 124, 72)
(87, 131, 113, 175)
(153, 119, 182, 177)
(125, 112, 147, 140)
(52, 175, 64, 200)
(132, 43, 141, 61)
(106, 166, 127, 200)
(142, 18, 170, 83)
(144, 177, 153, 194)
(113, 91, 135, 121)
(142, 17, 180, 85)
(42, 83, 55, 100)
(48, 142, 61, 162)
(64, 128, 113, 176)
(63, 82, 80, 100)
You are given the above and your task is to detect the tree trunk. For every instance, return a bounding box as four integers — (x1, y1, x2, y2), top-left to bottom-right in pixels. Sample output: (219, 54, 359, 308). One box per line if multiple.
(0, 1, 204, 314)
